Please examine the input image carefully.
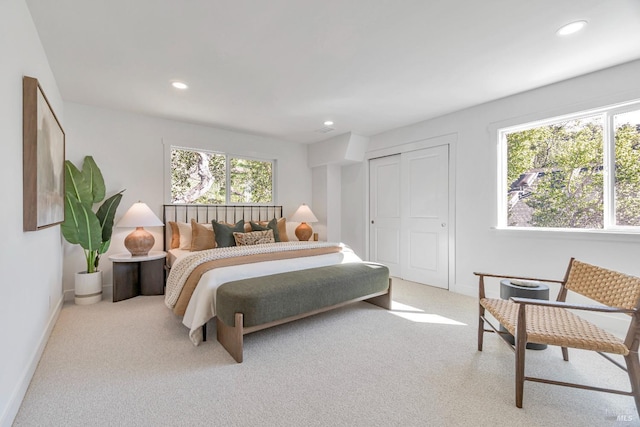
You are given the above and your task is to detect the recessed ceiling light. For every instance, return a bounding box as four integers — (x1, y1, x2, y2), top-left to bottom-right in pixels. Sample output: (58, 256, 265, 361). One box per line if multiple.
(171, 81, 188, 89)
(324, 120, 334, 126)
(556, 20, 587, 36)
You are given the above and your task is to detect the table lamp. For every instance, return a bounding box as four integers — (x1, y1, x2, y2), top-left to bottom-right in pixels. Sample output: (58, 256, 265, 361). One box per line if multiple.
(116, 202, 163, 256)
(290, 204, 318, 241)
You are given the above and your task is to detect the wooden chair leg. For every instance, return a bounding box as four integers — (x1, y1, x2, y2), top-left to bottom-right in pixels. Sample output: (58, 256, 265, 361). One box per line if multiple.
(561, 347, 569, 361)
(478, 304, 485, 351)
(515, 305, 527, 408)
(624, 352, 640, 416)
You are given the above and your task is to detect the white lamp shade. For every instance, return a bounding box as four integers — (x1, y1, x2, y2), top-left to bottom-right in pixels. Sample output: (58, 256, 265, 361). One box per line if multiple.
(116, 202, 163, 228)
(290, 204, 318, 223)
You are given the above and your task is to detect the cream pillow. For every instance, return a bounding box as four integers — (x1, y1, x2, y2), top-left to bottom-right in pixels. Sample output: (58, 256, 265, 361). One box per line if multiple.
(173, 221, 193, 250)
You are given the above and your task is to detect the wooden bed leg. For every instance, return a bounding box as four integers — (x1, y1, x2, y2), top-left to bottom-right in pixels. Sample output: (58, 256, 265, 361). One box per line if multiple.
(216, 313, 244, 363)
(365, 278, 393, 310)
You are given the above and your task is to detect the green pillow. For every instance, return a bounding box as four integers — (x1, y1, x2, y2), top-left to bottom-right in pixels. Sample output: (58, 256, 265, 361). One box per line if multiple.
(212, 220, 246, 247)
(250, 218, 280, 242)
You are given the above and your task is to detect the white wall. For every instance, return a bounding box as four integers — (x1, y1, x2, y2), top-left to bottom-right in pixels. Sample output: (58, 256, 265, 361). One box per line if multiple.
(341, 162, 366, 255)
(311, 165, 342, 243)
(312, 166, 328, 240)
(62, 102, 312, 294)
(0, 0, 65, 425)
(346, 59, 640, 299)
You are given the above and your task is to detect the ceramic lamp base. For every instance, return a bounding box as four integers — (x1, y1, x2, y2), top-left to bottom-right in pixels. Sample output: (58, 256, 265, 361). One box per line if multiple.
(124, 227, 155, 256)
(295, 222, 313, 241)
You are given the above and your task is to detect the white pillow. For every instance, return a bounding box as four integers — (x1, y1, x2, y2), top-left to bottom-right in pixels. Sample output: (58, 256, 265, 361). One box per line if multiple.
(175, 221, 192, 250)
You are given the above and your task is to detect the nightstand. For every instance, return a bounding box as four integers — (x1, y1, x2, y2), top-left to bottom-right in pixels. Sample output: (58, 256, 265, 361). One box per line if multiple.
(109, 251, 166, 302)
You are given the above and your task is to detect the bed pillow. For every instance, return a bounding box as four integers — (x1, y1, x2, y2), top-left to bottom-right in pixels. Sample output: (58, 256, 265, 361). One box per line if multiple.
(233, 229, 275, 246)
(250, 218, 280, 242)
(253, 217, 288, 242)
(190, 219, 216, 251)
(168, 221, 181, 249)
(212, 220, 246, 247)
(168, 221, 194, 250)
(276, 218, 289, 242)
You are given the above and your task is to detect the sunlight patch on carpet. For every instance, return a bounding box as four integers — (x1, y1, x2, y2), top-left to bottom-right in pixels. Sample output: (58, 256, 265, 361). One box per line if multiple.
(388, 301, 467, 325)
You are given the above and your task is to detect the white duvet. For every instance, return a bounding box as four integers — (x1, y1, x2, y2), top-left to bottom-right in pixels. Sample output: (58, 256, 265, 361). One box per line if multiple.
(172, 243, 362, 345)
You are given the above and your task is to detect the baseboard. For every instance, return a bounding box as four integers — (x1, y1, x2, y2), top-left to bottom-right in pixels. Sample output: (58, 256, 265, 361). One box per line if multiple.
(450, 281, 476, 298)
(0, 295, 63, 427)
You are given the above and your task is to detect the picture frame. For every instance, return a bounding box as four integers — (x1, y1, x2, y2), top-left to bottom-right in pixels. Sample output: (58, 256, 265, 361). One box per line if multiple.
(23, 76, 66, 231)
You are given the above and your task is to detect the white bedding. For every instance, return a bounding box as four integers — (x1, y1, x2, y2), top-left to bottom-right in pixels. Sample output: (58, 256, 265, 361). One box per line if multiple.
(172, 243, 362, 345)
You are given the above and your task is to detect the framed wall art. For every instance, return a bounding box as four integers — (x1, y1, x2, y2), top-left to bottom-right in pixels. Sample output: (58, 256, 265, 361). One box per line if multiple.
(23, 76, 65, 231)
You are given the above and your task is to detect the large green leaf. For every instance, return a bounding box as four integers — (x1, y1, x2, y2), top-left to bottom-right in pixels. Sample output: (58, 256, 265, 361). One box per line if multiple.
(64, 194, 102, 252)
(64, 161, 92, 210)
(96, 191, 124, 252)
(82, 156, 106, 204)
(61, 193, 81, 244)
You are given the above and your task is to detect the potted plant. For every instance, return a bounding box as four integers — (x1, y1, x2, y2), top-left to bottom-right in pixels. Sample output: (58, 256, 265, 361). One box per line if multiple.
(61, 156, 124, 304)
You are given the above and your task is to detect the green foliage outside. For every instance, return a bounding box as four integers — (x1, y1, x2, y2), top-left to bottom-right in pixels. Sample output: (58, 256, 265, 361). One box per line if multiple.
(506, 111, 640, 228)
(230, 158, 273, 203)
(614, 112, 640, 226)
(171, 148, 273, 204)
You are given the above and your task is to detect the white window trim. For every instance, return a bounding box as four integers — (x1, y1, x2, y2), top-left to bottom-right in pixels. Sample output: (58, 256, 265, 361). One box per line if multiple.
(496, 99, 640, 234)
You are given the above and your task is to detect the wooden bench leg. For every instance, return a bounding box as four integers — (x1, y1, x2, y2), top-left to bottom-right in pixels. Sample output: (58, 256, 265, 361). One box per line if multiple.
(365, 278, 392, 310)
(216, 313, 244, 363)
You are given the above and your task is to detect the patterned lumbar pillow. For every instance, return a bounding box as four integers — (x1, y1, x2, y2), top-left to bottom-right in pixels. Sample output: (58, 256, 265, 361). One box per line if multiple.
(233, 229, 275, 246)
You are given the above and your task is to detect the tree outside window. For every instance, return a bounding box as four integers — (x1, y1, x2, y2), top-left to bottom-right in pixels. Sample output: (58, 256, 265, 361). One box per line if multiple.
(171, 148, 274, 204)
(502, 105, 640, 230)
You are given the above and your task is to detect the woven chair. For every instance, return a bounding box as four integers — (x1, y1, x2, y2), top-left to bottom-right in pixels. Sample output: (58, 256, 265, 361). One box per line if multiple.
(475, 258, 640, 414)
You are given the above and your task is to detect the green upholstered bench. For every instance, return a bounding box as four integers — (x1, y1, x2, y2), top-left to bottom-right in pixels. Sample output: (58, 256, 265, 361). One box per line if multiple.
(215, 262, 391, 362)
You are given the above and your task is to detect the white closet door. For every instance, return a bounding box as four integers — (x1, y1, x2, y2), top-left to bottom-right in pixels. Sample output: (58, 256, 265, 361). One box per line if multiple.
(369, 145, 449, 289)
(400, 145, 449, 288)
(369, 155, 401, 277)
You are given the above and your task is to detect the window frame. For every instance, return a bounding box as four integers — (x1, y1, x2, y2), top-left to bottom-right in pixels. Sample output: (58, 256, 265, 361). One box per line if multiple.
(169, 145, 276, 205)
(497, 99, 640, 234)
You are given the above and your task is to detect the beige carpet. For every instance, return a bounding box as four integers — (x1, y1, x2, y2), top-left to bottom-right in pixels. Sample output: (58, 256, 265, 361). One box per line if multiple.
(14, 279, 639, 426)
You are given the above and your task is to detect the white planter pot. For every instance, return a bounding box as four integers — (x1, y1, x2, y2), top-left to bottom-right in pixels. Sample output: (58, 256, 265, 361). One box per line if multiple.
(75, 271, 103, 305)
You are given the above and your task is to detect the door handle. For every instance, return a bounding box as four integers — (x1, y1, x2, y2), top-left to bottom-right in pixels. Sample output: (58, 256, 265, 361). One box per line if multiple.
(441, 223, 446, 227)
(371, 220, 375, 224)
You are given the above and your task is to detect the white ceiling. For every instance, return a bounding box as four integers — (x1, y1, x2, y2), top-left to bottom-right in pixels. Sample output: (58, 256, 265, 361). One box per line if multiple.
(25, 0, 640, 144)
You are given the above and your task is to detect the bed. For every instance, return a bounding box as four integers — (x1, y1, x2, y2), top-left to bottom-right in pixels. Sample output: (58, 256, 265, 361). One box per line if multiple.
(163, 205, 366, 345)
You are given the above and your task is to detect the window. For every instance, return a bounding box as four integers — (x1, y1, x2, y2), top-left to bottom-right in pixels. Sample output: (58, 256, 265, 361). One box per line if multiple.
(499, 102, 640, 231)
(170, 147, 274, 204)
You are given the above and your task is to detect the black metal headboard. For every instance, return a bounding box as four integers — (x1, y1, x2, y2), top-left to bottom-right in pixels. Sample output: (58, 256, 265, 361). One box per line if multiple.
(163, 204, 284, 250)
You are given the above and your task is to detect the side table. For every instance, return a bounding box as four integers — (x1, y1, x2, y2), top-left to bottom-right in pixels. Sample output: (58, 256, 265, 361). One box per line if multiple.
(109, 251, 166, 302)
(500, 279, 550, 350)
